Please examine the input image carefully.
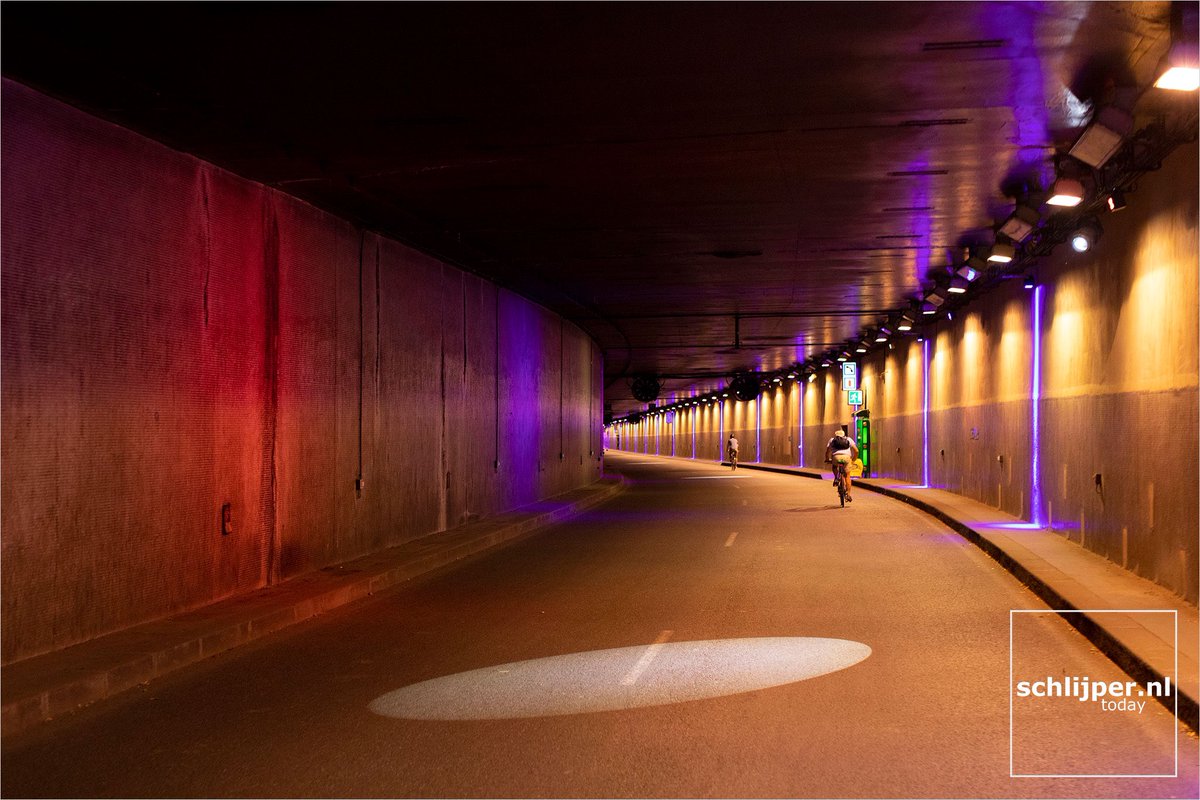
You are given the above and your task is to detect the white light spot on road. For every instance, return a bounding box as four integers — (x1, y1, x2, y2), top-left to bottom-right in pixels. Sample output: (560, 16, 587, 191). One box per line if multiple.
(620, 629, 673, 685)
(369, 637, 872, 720)
(725, 532, 738, 547)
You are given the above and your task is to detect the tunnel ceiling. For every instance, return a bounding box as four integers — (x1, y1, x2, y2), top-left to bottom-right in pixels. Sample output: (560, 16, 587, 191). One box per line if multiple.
(1, 1, 1189, 416)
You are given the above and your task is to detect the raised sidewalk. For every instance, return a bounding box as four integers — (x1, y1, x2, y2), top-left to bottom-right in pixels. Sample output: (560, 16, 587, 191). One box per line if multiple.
(1, 475, 625, 737)
(729, 457, 1199, 732)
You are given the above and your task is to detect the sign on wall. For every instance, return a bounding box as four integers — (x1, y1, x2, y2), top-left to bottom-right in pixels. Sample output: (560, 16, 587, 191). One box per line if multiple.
(841, 362, 858, 391)
(847, 389, 864, 406)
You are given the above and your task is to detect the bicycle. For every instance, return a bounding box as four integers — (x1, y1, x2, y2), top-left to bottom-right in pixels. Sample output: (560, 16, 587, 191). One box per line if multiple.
(727, 447, 738, 471)
(828, 459, 849, 507)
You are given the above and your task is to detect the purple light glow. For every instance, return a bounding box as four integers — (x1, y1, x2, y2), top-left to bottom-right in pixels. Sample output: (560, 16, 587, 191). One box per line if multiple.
(794, 333, 807, 369)
(499, 296, 543, 505)
(1031, 285, 1044, 526)
(798, 381, 805, 467)
(755, 398, 761, 463)
(922, 337, 930, 488)
(718, 400, 725, 461)
(977, 521, 1044, 531)
(691, 407, 696, 459)
(978, 1, 1056, 189)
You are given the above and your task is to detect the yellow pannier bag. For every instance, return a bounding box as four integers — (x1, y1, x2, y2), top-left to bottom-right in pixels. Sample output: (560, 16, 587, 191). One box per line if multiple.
(848, 458, 864, 477)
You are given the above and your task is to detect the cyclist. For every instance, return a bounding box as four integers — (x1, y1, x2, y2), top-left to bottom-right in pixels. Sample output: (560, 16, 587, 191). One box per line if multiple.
(824, 428, 859, 503)
(727, 434, 739, 470)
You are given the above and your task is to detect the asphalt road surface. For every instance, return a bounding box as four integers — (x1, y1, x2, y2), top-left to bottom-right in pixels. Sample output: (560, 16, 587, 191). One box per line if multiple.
(3, 452, 1196, 798)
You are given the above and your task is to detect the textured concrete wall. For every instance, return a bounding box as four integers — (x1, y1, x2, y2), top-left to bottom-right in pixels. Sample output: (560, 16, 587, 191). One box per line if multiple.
(1, 81, 604, 663)
(610, 143, 1197, 602)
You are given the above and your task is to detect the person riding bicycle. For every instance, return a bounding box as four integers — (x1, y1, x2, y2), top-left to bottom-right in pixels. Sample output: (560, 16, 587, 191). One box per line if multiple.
(727, 434, 739, 470)
(824, 428, 859, 503)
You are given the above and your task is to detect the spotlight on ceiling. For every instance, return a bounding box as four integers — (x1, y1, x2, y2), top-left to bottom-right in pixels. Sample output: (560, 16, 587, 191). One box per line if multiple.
(1069, 106, 1135, 169)
(921, 301, 938, 315)
(875, 326, 892, 342)
(836, 352, 848, 362)
(1023, 274, 1036, 289)
(631, 375, 662, 403)
(1156, 55, 1200, 90)
(1046, 177, 1084, 207)
(1155, 5, 1199, 91)
(1071, 220, 1102, 253)
(999, 205, 1041, 242)
(896, 314, 915, 332)
(957, 254, 986, 280)
(730, 374, 761, 402)
(924, 288, 946, 307)
(1106, 190, 1127, 212)
(947, 276, 969, 294)
(855, 341, 868, 353)
(988, 242, 1015, 263)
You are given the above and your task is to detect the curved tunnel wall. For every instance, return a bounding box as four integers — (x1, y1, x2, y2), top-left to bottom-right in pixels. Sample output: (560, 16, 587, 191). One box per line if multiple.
(0, 81, 604, 664)
(611, 143, 1198, 604)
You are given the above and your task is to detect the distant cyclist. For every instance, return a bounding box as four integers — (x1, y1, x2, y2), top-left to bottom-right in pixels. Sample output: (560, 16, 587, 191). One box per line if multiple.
(727, 434, 739, 470)
(824, 428, 859, 502)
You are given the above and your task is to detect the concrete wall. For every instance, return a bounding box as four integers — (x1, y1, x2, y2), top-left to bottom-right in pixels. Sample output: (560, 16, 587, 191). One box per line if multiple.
(1, 80, 604, 664)
(610, 143, 1198, 603)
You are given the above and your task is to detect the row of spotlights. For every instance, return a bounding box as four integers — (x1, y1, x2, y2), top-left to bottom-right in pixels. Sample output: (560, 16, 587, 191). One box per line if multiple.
(614, 37, 1193, 428)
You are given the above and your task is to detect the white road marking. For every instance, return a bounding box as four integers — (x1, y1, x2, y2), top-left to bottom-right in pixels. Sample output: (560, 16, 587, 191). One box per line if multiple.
(620, 629, 674, 686)
(725, 532, 738, 547)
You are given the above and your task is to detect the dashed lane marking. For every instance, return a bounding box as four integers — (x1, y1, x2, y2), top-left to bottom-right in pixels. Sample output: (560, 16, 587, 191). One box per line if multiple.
(620, 629, 674, 686)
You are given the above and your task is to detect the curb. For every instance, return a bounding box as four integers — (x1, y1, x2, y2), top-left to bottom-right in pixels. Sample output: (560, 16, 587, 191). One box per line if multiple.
(730, 459, 1199, 732)
(1, 476, 625, 737)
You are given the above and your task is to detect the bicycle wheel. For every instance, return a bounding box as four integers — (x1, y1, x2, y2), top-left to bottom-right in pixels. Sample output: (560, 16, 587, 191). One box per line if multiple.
(838, 476, 846, 507)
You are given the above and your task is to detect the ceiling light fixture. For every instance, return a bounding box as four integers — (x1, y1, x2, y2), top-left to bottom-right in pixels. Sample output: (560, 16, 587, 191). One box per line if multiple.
(1046, 177, 1084, 207)
(1023, 274, 1036, 289)
(1070, 219, 1102, 253)
(1069, 106, 1135, 168)
(897, 314, 915, 332)
(921, 302, 938, 315)
(1155, 5, 1199, 91)
(947, 276, 969, 294)
(999, 205, 1041, 242)
(1106, 190, 1127, 212)
(1155, 59, 1200, 90)
(988, 242, 1015, 263)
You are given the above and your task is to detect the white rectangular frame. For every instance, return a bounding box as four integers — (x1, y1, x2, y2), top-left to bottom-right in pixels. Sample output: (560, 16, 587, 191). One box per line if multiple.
(1009, 608, 1178, 779)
